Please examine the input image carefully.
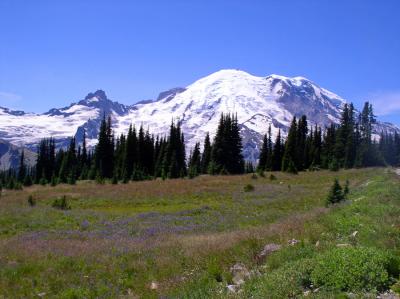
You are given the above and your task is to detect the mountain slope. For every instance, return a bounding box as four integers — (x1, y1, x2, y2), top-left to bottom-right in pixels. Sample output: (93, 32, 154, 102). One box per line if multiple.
(116, 70, 345, 160)
(0, 139, 36, 170)
(0, 70, 398, 162)
(0, 90, 126, 149)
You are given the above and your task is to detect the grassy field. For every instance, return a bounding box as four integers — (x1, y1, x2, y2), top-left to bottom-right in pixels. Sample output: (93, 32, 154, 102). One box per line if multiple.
(0, 168, 399, 298)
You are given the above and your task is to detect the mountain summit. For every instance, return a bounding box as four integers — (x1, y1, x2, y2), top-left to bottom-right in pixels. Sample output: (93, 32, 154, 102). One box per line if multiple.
(0, 70, 398, 163)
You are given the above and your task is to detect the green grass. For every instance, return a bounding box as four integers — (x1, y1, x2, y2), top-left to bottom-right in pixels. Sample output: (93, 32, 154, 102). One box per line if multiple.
(0, 168, 399, 298)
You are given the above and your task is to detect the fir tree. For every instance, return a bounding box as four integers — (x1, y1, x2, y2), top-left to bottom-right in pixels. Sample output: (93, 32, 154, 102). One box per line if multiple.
(296, 115, 308, 170)
(257, 134, 268, 172)
(271, 129, 283, 171)
(326, 178, 344, 205)
(17, 151, 26, 182)
(210, 113, 244, 175)
(200, 133, 212, 174)
(95, 115, 115, 178)
(188, 142, 201, 178)
(282, 117, 298, 173)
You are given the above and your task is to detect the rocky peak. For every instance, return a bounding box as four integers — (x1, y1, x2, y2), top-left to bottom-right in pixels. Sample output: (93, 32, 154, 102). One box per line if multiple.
(84, 89, 108, 102)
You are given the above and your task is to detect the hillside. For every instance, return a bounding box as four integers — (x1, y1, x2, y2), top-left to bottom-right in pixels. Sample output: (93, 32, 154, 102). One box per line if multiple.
(0, 168, 399, 298)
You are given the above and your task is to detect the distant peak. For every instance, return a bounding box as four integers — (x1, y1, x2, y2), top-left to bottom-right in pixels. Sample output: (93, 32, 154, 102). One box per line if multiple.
(84, 90, 108, 101)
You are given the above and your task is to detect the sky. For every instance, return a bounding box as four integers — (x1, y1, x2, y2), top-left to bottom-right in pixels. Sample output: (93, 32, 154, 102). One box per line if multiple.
(0, 0, 399, 125)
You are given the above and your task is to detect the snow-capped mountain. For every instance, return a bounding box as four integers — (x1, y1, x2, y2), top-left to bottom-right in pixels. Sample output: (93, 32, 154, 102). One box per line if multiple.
(0, 69, 398, 164)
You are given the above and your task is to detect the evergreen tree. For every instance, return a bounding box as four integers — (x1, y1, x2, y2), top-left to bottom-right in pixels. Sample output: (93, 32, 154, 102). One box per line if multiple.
(95, 115, 115, 178)
(355, 102, 383, 167)
(258, 125, 274, 172)
(266, 125, 273, 170)
(17, 151, 26, 183)
(271, 129, 283, 171)
(257, 134, 268, 172)
(188, 142, 201, 178)
(210, 113, 244, 175)
(200, 133, 212, 174)
(161, 121, 187, 178)
(326, 178, 344, 205)
(282, 117, 298, 173)
(58, 137, 77, 183)
(35, 138, 56, 183)
(321, 124, 337, 168)
(296, 115, 308, 170)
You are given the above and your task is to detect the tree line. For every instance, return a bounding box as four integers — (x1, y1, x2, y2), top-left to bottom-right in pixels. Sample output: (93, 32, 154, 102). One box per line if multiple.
(0, 102, 399, 190)
(0, 113, 245, 189)
(257, 102, 400, 173)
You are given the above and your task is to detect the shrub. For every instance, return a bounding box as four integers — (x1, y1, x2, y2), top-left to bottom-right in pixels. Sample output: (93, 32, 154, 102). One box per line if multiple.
(257, 170, 265, 177)
(244, 184, 255, 192)
(52, 195, 71, 210)
(39, 177, 47, 186)
(243, 258, 315, 298)
(96, 174, 105, 185)
(28, 195, 36, 207)
(310, 247, 391, 292)
(244, 247, 395, 298)
(206, 257, 223, 283)
(14, 182, 23, 190)
(326, 178, 345, 205)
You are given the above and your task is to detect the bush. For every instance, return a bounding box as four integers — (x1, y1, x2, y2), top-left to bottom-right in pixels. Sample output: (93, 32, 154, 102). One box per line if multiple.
(243, 258, 315, 298)
(244, 184, 255, 192)
(39, 177, 47, 186)
(95, 174, 105, 185)
(244, 247, 395, 298)
(257, 170, 265, 177)
(206, 257, 223, 283)
(52, 195, 71, 210)
(28, 195, 36, 207)
(14, 182, 23, 190)
(311, 247, 391, 292)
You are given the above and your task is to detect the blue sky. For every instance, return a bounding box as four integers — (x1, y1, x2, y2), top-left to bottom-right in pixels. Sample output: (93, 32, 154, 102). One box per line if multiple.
(0, 0, 399, 125)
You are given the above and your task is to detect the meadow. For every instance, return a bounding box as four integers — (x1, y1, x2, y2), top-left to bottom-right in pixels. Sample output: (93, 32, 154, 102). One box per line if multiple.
(0, 168, 399, 298)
